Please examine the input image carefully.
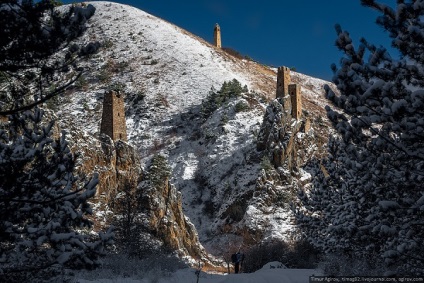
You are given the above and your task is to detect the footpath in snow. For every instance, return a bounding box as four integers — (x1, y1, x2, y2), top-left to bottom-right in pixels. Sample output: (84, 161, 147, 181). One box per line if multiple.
(77, 262, 321, 283)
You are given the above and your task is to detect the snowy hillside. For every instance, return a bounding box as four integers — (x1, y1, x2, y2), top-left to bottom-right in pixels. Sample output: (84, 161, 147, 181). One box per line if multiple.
(56, 1, 334, 257)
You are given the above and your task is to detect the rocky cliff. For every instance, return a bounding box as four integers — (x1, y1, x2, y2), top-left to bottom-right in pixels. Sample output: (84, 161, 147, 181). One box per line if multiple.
(139, 175, 207, 260)
(62, 127, 207, 262)
(66, 130, 141, 200)
(231, 96, 320, 244)
(50, 1, 338, 261)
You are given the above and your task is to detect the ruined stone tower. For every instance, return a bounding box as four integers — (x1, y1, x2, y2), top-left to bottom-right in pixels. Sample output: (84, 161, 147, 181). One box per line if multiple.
(100, 90, 127, 141)
(214, 23, 221, 48)
(276, 66, 291, 99)
(275, 66, 302, 120)
(288, 84, 302, 120)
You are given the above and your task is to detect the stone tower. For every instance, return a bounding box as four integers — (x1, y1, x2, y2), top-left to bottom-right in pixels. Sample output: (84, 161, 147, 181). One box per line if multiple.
(100, 90, 127, 141)
(214, 23, 221, 48)
(276, 66, 291, 99)
(288, 84, 302, 120)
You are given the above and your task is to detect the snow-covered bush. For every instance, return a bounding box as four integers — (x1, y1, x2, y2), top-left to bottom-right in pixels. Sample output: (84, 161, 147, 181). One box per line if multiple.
(145, 154, 171, 189)
(243, 238, 319, 273)
(0, 2, 113, 281)
(201, 79, 249, 120)
(260, 156, 274, 172)
(76, 252, 186, 281)
(319, 253, 385, 276)
(297, 0, 424, 275)
(234, 100, 250, 113)
(0, 109, 113, 281)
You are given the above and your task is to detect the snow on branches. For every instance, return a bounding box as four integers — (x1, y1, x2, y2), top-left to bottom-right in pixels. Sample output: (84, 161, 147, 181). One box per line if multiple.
(0, 108, 113, 281)
(297, 0, 424, 276)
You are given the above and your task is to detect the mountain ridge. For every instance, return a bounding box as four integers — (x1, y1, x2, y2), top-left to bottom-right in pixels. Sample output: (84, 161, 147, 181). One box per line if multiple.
(54, 1, 334, 260)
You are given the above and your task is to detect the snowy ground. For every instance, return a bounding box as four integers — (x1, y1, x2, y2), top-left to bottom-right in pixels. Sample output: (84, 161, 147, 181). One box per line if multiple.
(77, 262, 321, 283)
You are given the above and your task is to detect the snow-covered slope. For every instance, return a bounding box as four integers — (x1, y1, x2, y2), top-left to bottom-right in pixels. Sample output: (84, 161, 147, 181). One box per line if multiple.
(56, 1, 333, 256)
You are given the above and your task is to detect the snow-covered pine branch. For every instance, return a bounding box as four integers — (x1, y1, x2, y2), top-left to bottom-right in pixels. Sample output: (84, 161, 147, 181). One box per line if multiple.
(0, 108, 113, 281)
(297, 0, 424, 276)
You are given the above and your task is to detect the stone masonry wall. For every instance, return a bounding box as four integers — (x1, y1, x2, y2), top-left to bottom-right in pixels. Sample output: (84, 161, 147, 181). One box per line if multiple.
(214, 23, 221, 48)
(288, 84, 302, 120)
(276, 66, 291, 99)
(100, 90, 127, 141)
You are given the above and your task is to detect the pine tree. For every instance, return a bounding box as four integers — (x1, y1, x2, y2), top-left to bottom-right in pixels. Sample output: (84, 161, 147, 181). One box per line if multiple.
(0, 0, 96, 115)
(0, 108, 113, 281)
(200, 79, 248, 120)
(111, 177, 142, 257)
(147, 154, 171, 189)
(297, 0, 424, 275)
(0, 1, 112, 281)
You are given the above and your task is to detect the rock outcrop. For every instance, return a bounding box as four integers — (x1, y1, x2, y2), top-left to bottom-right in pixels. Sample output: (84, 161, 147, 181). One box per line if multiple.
(64, 128, 208, 262)
(67, 130, 141, 201)
(233, 97, 309, 244)
(139, 177, 207, 259)
(257, 98, 302, 173)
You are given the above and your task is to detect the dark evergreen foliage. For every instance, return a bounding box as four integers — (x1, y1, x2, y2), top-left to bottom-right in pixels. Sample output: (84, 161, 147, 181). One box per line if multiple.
(0, 108, 113, 281)
(110, 178, 145, 258)
(243, 239, 319, 273)
(297, 0, 424, 275)
(0, 0, 96, 115)
(0, 1, 112, 280)
(146, 154, 171, 189)
(201, 79, 248, 120)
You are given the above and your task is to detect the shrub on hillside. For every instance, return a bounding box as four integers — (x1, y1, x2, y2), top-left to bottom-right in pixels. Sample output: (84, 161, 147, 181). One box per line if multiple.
(201, 79, 248, 120)
(234, 100, 250, 112)
(222, 47, 243, 60)
(146, 154, 171, 189)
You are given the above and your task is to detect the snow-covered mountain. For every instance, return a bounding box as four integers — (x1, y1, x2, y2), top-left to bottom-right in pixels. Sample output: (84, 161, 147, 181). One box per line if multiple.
(56, 1, 334, 258)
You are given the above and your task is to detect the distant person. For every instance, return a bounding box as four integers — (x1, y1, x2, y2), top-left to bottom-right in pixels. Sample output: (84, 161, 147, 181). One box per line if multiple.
(231, 250, 245, 273)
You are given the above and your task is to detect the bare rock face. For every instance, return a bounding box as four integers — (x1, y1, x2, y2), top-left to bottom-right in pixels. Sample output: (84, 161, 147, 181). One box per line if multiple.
(209, 98, 303, 246)
(221, 98, 308, 245)
(256, 98, 302, 172)
(65, 129, 208, 262)
(68, 131, 141, 201)
(139, 178, 207, 259)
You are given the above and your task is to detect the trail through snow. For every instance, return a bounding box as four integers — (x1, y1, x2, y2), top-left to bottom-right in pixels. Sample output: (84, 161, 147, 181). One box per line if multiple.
(77, 262, 321, 283)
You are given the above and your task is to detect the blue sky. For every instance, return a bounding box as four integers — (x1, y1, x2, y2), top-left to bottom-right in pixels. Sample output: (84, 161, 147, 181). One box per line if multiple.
(74, 0, 397, 80)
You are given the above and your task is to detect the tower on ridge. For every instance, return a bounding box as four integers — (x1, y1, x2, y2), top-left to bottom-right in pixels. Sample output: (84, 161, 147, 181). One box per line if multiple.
(100, 90, 127, 141)
(275, 66, 302, 120)
(276, 66, 291, 98)
(214, 23, 221, 48)
(288, 84, 302, 120)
